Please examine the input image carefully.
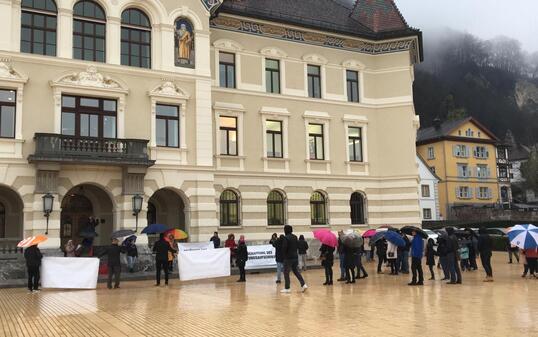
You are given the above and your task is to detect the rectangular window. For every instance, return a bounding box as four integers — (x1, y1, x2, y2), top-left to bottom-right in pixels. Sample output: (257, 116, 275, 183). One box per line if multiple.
(156, 104, 179, 147)
(21, 10, 57, 56)
(61, 95, 117, 138)
(423, 208, 432, 220)
(307, 65, 321, 98)
(266, 120, 283, 158)
(453, 144, 469, 158)
(474, 146, 489, 159)
(265, 59, 280, 94)
(0, 89, 16, 138)
(457, 163, 470, 178)
(348, 126, 362, 162)
(476, 164, 489, 179)
(421, 185, 431, 198)
(427, 146, 435, 159)
(308, 123, 324, 160)
(457, 186, 472, 199)
(497, 148, 507, 159)
(499, 166, 508, 178)
(477, 187, 491, 199)
(346, 70, 359, 102)
(73, 19, 106, 62)
(219, 52, 235, 88)
(219, 116, 237, 155)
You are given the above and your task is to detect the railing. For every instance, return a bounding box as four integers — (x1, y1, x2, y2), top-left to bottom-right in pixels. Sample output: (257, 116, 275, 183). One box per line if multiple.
(0, 239, 23, 255)
(29, 133, 154, 167)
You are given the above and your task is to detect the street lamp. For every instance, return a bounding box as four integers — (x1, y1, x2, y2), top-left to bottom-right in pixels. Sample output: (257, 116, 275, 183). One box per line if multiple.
(132, 194, 143, 232)
(42, 193, 54, 235)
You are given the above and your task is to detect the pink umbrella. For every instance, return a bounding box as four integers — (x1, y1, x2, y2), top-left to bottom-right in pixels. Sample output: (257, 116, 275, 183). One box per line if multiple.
(362, 229, 376, 238)
(313, 229, 338, 248)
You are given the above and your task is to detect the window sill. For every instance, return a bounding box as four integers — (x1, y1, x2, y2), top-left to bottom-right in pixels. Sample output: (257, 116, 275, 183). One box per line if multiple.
(263, 157, 289, 162)
(218, 226, 243, 230)
(215, 155, 246, 159)
(305, 159, 331, 164)
(345, 161, 368, 165)
(310, 224, 330, 228)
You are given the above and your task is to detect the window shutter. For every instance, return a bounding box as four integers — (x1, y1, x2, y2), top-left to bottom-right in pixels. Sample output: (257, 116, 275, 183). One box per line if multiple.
(455, 187, 460, 198)
(469, 188, 473, 198)
(488, 188, 492, 199)
(464, 145, 470, 157)
(487, 167, 491, 178)
(453, 145, 457, 156)
(473, 147, 478, 157)
(486, 149, 489, 158)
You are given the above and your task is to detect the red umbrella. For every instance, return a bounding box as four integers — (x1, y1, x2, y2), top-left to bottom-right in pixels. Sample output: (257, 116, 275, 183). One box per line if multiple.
(313, 229, 338, 248)
(362, 229, 376, 238)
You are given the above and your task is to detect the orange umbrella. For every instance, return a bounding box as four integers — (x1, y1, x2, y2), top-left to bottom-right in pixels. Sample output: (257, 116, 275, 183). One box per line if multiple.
(17, 235, 47, 248)
(164, 228, 188, 241)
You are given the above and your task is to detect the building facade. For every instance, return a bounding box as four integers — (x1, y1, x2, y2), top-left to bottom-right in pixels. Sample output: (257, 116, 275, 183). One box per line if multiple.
(416, 155, 440, 221)
(417, 118, 500, 220)
(0, 0, 422, 250)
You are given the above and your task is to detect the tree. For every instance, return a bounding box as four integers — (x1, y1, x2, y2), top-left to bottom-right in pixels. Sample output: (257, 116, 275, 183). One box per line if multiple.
(520, 148, 538, 193)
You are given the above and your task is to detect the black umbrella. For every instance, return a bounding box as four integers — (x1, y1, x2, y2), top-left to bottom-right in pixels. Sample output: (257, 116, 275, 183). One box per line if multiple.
(400, 226, 428, 239)
(111, 229, 136, 239)
(79, 228, 98, 238)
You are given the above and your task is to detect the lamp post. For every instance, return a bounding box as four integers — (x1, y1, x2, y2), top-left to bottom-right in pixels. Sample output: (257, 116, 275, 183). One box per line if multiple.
(132, 194, 143, 232)
(42, 193, 54, 235)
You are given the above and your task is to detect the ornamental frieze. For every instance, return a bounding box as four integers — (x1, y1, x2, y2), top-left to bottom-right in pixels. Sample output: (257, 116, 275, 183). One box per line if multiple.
(210, 16, 418, 61)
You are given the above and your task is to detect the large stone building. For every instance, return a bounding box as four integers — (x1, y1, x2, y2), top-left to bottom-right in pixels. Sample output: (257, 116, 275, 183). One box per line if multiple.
(0, 0, 422, 251)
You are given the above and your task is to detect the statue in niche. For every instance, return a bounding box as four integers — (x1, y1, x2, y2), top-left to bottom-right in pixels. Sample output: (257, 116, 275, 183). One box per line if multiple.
(175, 19, 195, 67)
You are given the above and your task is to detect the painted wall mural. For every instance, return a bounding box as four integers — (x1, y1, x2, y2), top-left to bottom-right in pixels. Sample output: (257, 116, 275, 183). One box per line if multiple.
(175, 18, 195, 68)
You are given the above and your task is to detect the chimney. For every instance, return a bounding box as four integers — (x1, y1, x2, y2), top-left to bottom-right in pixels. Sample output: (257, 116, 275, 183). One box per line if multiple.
(433, 118, 442, 130)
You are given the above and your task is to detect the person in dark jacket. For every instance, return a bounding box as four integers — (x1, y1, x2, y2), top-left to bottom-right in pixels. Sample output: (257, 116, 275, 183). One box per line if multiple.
(24, 244, 43, 292)
(271, 233, 284, 283)
(477, 227, 494, 282)
(344, 245, 356, 283)
(337, 233, 346, 281)
(319, 244, 335, 285)
(437, 236, 450, 280)
(153, 233, 177, 286)
(100, 238, 126, 289)
(236, 235, 248, 282)
(425, 238, 436, 280)
(297, 235, 309, 271)
(125, 239, 138, 273)
(354, 244, 368, 279)
(408, 231, 424, 286)
(445, 227, 462, 284)
(280, 225, 307, 293)
(210, 232, 221, 249)
(375, 238, 387, 273)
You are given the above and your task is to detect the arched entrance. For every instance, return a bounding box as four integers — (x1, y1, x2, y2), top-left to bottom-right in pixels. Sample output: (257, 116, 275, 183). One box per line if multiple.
(0, 186, 24, 240)
(61, 184, 114, 246)
(147, 188, 188, 232)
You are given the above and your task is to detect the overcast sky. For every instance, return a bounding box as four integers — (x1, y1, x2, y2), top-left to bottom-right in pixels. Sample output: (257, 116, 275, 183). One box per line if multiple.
(396, 0, 538, 52)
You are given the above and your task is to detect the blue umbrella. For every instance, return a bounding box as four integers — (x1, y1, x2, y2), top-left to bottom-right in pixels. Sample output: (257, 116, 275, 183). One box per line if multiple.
(141, 224, 169, 234)
(507, 224, 538, 249)
(370, 231, 386, 244)
(384, 230, 406, 247)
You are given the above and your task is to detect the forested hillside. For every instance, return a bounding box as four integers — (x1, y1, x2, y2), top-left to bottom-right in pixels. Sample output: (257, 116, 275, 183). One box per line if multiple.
(413, 29, 538, 145)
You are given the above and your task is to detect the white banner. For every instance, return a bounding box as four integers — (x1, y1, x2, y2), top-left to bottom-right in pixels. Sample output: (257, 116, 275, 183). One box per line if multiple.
(177, 242, 214, 252)
(178, 248, 230, 281)
(245, 244, 276, 270)
(41, 257, 99, 289)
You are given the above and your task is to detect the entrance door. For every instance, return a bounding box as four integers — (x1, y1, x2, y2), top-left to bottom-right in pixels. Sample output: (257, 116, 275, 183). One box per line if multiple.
(61, 194, 93, 247)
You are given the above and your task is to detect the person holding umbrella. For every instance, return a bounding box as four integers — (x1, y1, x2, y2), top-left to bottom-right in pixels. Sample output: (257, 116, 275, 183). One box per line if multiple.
(375, 238, 387, 273)
(153, 233, 177, 286)
(425, 238, 437, 280)
(445, 227, 462, 284)
(319, 243, 335, 285)
(337, 232, 346, 281)
(24, 243, 43, 293)
(409, 229, 424, 286)
(386, 239, 398, 275)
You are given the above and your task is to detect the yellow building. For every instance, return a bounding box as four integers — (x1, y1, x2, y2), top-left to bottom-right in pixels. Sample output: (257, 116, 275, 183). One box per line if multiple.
(417, 118, 500, 219)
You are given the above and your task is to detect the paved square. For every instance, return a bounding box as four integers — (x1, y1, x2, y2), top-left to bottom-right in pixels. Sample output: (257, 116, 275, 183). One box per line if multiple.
(0, 253, 536, 337)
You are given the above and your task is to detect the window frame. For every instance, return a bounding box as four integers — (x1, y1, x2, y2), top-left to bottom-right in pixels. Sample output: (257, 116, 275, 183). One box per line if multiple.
(307, 64, 321, 98)
(219, 115, 238, 156)
(265, 58, 280, 94)
(61, 95, 117, 139)
(347, 126, 363, 162)
(20, 0, 58, 56)
(310, 191, 327, 226)
(423, 208, 432, 220)
(346, 70, 359, 102)
(308, 123, 324, 160)
(155, 103, 180, 148)
(266, 119, 283, 158)
(219, 189, 239, 227)
(120, 8, 152, 69)
(427, 146, 435, 159)
(267, 190, 286, 226)
(72, 0, 106, 63)
(421, 184, 431, 198)
(0, 89, 16, 139)
(219, 52, 236, 89)
(350, 192, 366, 225)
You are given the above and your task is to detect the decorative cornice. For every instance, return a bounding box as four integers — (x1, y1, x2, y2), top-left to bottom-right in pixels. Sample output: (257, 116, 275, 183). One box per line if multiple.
(342, 59, 366, 70)
(50, 66, 128, 93)
(260, 47, 287, 58)
(302, 54, 328, 65)
(213, 39, 243, 51)
(0, 58, 28, 84)
(149, 80, 190, 100)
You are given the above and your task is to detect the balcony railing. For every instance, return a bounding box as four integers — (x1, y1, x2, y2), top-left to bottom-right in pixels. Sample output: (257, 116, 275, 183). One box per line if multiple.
(29, 133, 155, 167)
(0, 238, 23, 255)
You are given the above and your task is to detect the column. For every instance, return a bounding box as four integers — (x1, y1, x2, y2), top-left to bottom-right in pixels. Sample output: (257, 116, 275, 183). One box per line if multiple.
(0, 0, 14, 51)
(107, 16, 121, 65)
(195, 79, 213, 166)
(57, 8, 73, 59)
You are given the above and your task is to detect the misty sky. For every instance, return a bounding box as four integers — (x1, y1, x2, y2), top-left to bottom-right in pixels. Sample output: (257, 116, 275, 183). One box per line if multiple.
(396, 0, 538, 52)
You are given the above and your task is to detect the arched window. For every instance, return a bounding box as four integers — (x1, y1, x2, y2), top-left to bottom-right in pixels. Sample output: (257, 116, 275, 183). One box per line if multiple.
(121, 8, 151, 68)
(267, 190, 285, 226)
(220, 189, 239, 227)
(21, 0, 57, 56)
(310, 191, 327, 226)
(350, 192, 365, 225)
(73, 0, 106, 62)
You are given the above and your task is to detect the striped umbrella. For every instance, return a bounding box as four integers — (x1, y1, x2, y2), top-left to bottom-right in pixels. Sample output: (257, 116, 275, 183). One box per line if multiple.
(507, 224, 538, 249)
(17, 235, 48, 248)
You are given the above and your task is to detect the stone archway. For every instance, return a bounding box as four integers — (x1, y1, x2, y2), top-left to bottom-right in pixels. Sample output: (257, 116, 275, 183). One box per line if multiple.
(147, 188, 189, 233)
(0, 185, 24, 240)
(61, 184, 114, 246)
